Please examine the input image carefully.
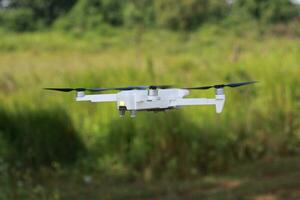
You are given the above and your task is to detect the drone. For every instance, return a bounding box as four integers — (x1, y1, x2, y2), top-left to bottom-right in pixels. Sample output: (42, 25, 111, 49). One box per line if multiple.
(45, 81, 256, 117)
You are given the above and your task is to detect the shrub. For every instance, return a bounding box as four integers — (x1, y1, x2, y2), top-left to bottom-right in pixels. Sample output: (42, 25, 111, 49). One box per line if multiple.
(0, 8, 35, 31)
(0, 108, 85, 168)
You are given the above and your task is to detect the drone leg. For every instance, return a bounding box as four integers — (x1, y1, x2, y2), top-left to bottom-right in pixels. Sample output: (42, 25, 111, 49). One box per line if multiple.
(119, 110, 126, 117)
(130, 110, 136, 118)
(215, 88, 225, 113)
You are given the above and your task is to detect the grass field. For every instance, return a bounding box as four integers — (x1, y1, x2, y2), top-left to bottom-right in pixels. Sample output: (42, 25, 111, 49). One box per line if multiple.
(1, 157, 300, 199)
(0, 25, 299, 199)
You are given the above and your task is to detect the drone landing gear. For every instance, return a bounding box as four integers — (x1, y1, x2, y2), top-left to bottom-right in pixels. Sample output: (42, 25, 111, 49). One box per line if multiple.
(119, 110, 126, 117)
(119, 106, 126, 117)
(119, 110, 137, 118)
(130, 110, 136, 118)
(118, 106, 136, 118)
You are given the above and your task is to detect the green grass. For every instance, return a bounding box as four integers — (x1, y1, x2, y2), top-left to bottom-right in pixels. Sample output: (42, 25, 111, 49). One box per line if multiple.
(1, 156, 300, 199)
(0, 26, 300, 196)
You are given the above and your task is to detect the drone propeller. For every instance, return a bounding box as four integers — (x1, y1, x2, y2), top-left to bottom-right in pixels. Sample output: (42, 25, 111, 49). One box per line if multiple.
(183, 81, 257, 90)
(44, 87, 147, 92)
(44, 82, 256, 93)
(44, 85, 172, 92)
(149, 85, 173, 89)
(44, 88, 86, 92)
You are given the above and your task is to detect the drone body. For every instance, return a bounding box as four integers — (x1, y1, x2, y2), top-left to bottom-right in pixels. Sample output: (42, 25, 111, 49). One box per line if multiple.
(76, 88, 225, 117)
(45, 81, 256, 117)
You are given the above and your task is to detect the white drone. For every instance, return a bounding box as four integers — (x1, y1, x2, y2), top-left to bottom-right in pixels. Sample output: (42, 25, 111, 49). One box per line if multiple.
(45, 81, 256, 117)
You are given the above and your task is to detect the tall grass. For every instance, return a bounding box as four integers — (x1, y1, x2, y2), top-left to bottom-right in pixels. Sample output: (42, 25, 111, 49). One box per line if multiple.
(0, 26, 299, 179)
(0, 107, 85, 168)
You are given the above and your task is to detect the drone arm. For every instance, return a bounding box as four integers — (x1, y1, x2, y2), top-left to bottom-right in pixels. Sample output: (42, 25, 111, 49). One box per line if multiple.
(76, 93, 117, 103)
(173, 96, 225, 113)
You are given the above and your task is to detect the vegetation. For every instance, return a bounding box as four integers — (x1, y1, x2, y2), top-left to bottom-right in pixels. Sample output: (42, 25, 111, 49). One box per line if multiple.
(0, 26, 299, 177)
(1, 156, 300, 199)
(0, 108, 85, 168)
(0, 0, 300, 198)
(0, 0, 299, 31)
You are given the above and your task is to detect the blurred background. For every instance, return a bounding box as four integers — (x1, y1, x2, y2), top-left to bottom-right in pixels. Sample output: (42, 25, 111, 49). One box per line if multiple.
(0, 0, 300, 199)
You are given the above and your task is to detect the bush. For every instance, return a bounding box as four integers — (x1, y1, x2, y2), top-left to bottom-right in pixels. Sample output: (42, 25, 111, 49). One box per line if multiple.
(100, 112, 238, 180)
(123, 0, 155, 27)
(54, 0, 124, 31)
(3, 0, 300, 32)
(153, 0, 209, 30)
(0, 8, 35, 32)
(55, 0, 231, 31)
(0, 108, 85, 168)
(233, 0, 300, 24)
(9, 0, 77, 25)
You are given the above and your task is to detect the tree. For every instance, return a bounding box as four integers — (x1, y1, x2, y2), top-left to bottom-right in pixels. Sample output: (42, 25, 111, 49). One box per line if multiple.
(55, 0, 126, 31)
(153, 0, 210, 30)
(0, 8, 35, 31)
(9, 0, 77, 25)
(123, 0, 155, 27)
(233, 0, 300, 23)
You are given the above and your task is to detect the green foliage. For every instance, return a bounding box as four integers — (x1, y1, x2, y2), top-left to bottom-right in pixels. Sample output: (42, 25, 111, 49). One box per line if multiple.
(54, 0, 103, 31)
(0, 108, 85, 168)
(55, 0, 124, 31)
(102, 112, 204, 179)
(55, 0, 300, 31)
(101, 0, 124, 25)
(0, 8, 35, 31)
(233, 0, 300, 23)
(2, 0, 300, 31)
(9, 0, 77, 25)
(0, 27, 299, 179)
(123, 0, 155, 27)
(154, 0, 229, 30)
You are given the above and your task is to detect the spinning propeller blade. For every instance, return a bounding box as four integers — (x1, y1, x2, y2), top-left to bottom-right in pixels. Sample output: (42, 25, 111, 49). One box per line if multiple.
(44, 88, 85, 92)
(44, 87, 146, 92)
(184, 81, 257, 90)
(44, 82, 256, 93)
(44, 85, 172, 92)
(149, 85, 173, 89)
